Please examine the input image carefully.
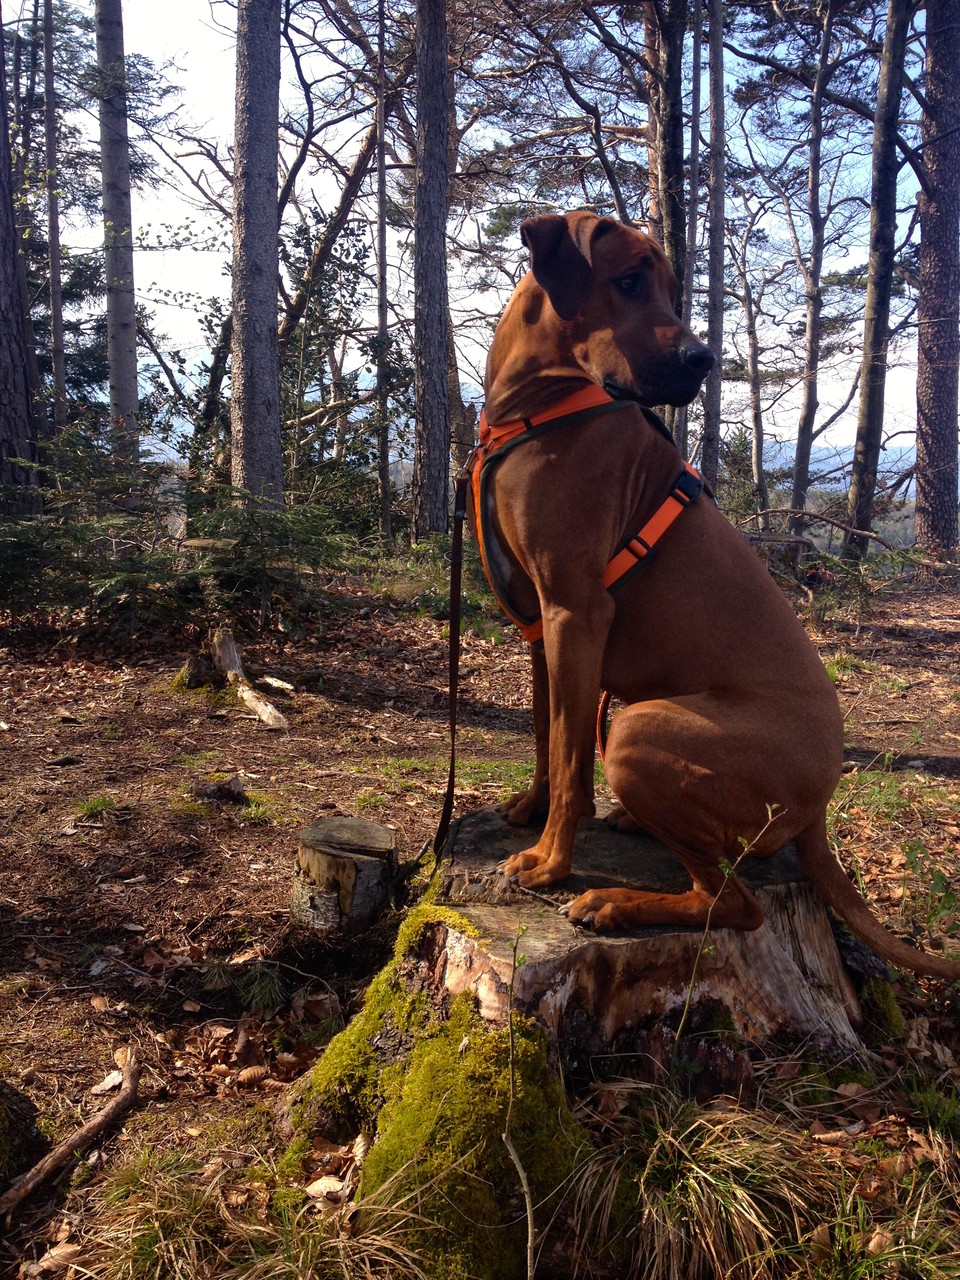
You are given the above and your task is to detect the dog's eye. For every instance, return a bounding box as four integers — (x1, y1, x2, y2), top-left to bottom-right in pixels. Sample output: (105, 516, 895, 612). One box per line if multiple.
(615, 273, 646, 299)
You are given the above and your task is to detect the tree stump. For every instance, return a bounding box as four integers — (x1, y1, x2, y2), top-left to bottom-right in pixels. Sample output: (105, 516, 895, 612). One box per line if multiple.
(209, 626, 290, 730)
(291, 818, 396, 937)
(432, 809, 868, 1074)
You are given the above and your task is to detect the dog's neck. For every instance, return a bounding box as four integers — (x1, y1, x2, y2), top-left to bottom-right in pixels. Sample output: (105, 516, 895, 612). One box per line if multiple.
(483, 275, 593, 425)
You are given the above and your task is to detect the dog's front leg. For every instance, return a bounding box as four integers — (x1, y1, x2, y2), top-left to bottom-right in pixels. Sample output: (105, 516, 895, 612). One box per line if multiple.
(500, 596, 612, 887)
(500, 644, 551, 824)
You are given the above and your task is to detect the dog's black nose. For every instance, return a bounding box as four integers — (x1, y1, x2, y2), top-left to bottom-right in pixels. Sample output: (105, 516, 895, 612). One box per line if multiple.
(679, 342, 715, 376)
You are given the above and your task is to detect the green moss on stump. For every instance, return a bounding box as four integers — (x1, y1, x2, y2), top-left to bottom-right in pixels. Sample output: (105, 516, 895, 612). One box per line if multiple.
(291, 905, 590, 1280)
(363, 996, 582, 1280)
(859, 977, 907, 1048)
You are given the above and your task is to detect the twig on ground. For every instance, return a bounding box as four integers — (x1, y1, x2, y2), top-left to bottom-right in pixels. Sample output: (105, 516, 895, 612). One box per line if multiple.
(0, 1049, 141, 1221)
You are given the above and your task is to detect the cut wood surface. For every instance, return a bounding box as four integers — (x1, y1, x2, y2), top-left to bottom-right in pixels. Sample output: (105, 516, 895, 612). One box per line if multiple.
(435, 808, 866, 1056)
(291, 818, 396, 936)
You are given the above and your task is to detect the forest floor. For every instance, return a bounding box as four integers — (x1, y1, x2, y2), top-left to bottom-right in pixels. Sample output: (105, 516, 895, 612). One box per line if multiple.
(1, 565, 960, 1275)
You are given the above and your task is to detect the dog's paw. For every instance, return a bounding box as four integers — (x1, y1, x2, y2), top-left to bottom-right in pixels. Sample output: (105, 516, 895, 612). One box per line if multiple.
(499, 847, 571, 888)
(498, 852, 531, 878)
(499, 788, 549, 826)
(604, 805, 642, 833)
(559, 902, 596, 929)
(564, 891, 625, 932)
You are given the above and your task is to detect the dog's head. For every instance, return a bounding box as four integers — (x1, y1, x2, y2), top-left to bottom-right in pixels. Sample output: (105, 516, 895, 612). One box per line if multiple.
(520, 211, 714, 407)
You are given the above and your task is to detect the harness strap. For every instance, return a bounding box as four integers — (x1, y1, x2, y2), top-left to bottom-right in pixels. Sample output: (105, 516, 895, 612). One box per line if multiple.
(472, 387, 627, 645)
(603, 463, 706, 590)
(470, 390, 710, 645)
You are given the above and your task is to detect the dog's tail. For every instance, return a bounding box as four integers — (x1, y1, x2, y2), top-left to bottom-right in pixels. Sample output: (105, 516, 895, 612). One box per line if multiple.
(795, 823, 960, 981)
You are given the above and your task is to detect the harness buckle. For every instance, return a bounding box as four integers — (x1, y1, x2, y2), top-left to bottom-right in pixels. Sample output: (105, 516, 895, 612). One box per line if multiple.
(673, 466, 704, 506)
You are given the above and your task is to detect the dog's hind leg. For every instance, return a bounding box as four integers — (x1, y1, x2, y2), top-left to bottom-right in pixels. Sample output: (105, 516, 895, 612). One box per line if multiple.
(604, 804, 642, 832)
(562, 853, 764, 932)
(563, 693, 827, 933)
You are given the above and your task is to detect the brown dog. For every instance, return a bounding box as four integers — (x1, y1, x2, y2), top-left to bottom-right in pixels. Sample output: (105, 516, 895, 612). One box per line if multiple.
(475, 209, 960, 981)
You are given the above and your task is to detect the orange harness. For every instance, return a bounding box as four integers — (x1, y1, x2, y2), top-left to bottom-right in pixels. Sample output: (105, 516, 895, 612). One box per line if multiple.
(469, 386, 709, 646)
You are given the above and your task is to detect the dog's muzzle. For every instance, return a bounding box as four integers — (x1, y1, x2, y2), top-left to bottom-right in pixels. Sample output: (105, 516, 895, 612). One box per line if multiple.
(678, 341, 715, 377)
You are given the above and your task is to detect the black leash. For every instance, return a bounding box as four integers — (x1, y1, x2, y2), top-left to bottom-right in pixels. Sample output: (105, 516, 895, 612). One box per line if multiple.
(432, 470, 471, 857)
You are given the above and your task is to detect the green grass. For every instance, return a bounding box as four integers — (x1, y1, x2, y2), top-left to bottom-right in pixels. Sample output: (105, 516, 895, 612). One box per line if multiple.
(350, 754, 537, 797)
(171, 750, 221, 768)
(829, 763, 932, 828)
(825, 652, 876, 684)
(76, 794, 117, 818)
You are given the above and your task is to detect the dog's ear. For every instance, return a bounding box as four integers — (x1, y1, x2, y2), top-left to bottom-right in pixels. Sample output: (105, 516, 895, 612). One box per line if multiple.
(521, 214, 600, 322)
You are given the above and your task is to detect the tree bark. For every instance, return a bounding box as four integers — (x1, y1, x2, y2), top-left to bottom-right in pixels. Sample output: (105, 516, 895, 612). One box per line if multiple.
(642, 0, 687, 303)
(736, 269, 770, 528)
(700, 0, 724, 490)
(0, 19, 38, 515)
(94, 0, 139, 466)
(291, 818, 396, 938)
(843, 0, 910, 558)
(191, 312, 233, 507)
(9, 3, 47, 446)
(411, 0, 450, 540)
(914, 0, 960, 558)
(375, 0, 393, 548)
(43, 0, 67, 432)
(787, 0, 837, 536)
(673, 0, 703, 459)
(230, 0, 283, 505)
(437, 810, 868, 1068)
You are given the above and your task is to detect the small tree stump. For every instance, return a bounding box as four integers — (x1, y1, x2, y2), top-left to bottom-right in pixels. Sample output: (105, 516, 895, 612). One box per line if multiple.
(291, 818, 396, 937)
(432, 809, 868, 1071)
(210, 626, 290, 730)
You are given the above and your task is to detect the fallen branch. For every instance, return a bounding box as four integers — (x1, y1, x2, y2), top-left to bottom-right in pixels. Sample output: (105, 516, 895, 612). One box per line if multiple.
(0, 1050, 141, 1220)
(736, 508, 896, 551)
(210, 627, 290, 730)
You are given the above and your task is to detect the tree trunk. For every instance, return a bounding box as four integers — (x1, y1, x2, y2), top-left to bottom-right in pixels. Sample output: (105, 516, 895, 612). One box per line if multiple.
(9, 3, 47, 445)
(375, 0, 393, 549)
(94, 0, 139, 467)
(787, 0, 836, 536)
(742, 281, 770, 527)
(291, 818, 396, 938)
(0, 22, 38, 515)
(324, 342, 349, 461)
(209, 626, 289, 729)
(914, 0, 960, 559)
(642, 0, 687, 303)
(43, 0, 67, 432)
(673, 0, 703, 459)
(230, 0, 283, 505)
(843, 0, 910, 558)
(190, 312, 233, 515)
(641, 5, 663, 240)
(411, 0, 450, 540)
(700, 0, 724, 490)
